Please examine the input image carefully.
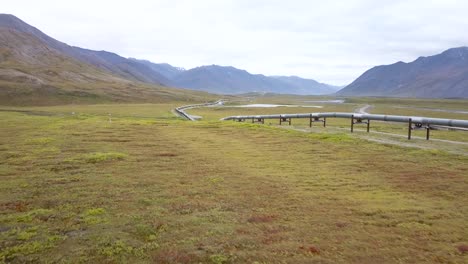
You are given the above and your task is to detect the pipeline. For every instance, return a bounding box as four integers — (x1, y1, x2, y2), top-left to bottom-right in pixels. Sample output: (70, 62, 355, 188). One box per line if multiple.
(175, 100, 224, 121)
(222, 112, 468, 128)
(221, 112, 468, 140)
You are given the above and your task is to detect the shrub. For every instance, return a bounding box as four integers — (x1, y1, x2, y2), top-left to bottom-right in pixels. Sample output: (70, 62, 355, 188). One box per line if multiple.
(84, 152, 127, 163)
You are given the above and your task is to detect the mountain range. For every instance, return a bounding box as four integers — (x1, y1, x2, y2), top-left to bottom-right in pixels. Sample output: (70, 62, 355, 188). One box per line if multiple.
(171, 65, 339, 95)
(1, 13, 467, 102)
(0, 14, 218, 105)
(128, 59, 341, 95)
(338, 47, 468, 98)
(0, 13, 339, 104)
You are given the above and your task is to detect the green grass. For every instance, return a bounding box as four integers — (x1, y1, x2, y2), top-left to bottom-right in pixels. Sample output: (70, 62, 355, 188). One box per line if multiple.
(0, 100, 467, 263)
(83, 152, 127, 163)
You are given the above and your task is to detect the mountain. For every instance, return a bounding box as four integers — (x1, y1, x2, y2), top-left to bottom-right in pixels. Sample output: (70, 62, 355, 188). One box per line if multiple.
(0, 13, 338, 103)
(272, 76, 340, 95)
(337, 47, 468, 98)
(172, 65, 282, 94)
(0, 14, 213, 105)
(171, 65, 338, 95)
(129, 59, 185, 80)
(0, 14, 171, 86)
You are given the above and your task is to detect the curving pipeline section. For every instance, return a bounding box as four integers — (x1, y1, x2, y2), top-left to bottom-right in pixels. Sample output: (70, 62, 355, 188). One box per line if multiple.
(221, 112, 468, 140)
(175, 100, 224, 121)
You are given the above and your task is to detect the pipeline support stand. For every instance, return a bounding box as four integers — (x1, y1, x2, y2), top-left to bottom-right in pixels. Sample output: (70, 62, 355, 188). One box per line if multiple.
(252, 118, 264, 124)
(279, 117, 291, 126)
(408, 118, 412, 140)
(351, 116, 370, 133)
(309, 115, 326, 128)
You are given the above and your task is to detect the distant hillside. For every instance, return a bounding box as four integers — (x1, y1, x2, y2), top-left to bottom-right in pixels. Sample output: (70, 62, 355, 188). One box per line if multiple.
(171, 65, 338, 95)
(337, 47, 468, 98)
(0, 14, 213, 105)
(172, 65, 279, 94)
(0, 13, 339, 102)
(129, 59, 185, 80)
(0, 14, 171, 86)
(272, 76, 340, 95)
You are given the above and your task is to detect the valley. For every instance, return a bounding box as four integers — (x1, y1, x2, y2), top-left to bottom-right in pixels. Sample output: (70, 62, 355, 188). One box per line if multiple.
(1, 96, 467, 263)
(1, 6, 468, 264)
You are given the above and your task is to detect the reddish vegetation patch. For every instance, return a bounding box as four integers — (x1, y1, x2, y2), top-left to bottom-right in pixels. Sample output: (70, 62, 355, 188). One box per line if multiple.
(336, 222, 348, 228)
(457, 244, 468, 253)
(157, 152, 178, 157)
(247, 215, 276, 223)
(309, 246, 321, 254)
(235, 228, 250, 235)
(262, 235, 285, 245)
(0, 201, 28, 212)
(300, 245, 320, 254)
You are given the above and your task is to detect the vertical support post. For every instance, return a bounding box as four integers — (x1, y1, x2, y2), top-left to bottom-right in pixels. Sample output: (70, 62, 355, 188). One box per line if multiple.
(408, 118, 412, 140)
(252, 118, 254, 123)
(289, 118, 291, 126)
(279, 117, 282, 125)
(323, 117, 326, 127)
(262, 119, 264, 124)
(426, 126, 430, 140)
(367, 119, 370, 133)
(350, 115, 354, 133)
(309, 114, 312, 128)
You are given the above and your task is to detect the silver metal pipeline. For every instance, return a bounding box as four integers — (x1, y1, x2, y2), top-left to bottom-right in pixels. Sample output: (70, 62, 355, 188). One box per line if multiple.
(175, 100, 224, 121)
(222, 112, 468, 128)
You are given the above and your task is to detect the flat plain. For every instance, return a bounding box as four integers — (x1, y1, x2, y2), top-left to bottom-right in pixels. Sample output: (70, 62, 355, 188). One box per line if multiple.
(1, 97, 468, 263)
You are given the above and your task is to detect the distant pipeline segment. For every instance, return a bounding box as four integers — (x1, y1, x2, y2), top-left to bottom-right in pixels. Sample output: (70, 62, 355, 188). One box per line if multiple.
(175, 100, 224, 121)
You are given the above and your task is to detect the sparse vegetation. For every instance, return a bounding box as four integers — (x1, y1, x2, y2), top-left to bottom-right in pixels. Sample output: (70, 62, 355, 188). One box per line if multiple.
(83, 152, 127, 163)
(0, 98, 467, 263)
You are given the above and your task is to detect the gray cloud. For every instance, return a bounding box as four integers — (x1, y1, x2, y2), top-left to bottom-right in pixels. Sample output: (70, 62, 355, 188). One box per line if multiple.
(3, 0, 468, 85)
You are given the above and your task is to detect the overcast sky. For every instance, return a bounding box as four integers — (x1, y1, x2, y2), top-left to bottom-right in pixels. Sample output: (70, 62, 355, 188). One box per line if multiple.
(4, 0, 468, 85)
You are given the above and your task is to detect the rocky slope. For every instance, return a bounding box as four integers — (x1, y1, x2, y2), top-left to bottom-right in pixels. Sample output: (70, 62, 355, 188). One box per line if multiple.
(337, 47, 468, 98)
